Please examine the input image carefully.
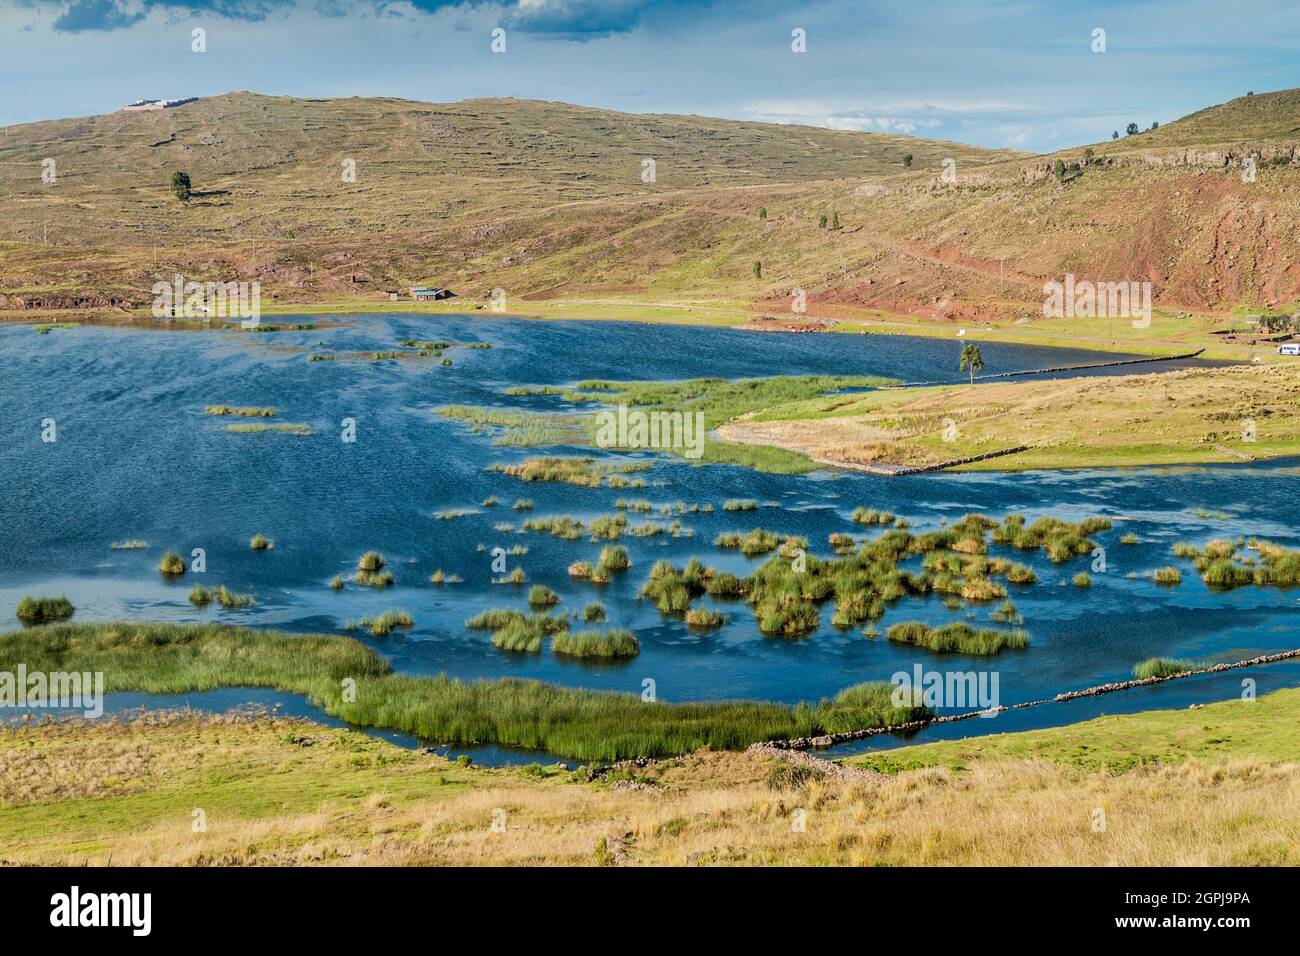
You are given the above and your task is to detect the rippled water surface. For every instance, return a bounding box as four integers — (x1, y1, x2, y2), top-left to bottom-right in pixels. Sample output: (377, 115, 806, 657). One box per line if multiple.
(4, 315, 1296, 757)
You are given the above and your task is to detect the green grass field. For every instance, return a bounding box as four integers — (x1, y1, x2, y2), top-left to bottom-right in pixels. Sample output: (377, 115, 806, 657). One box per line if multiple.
(844, 688, 1300, 774)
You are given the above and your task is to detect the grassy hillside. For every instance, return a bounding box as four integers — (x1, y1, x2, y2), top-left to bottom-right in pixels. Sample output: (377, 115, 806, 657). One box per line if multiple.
(0, 92, 1012, 247)
(3, 89, 1300, 338)
(3, 689, 1297, 865)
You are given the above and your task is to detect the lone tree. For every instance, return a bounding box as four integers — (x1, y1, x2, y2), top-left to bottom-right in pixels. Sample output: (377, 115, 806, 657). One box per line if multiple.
(170, 171, 192, 203)
(830, 211, 841, 229)
(960, 343, 984, 385)
(1125, 122, 1139, 135)
(902, 153, 914, 168)
(752, 260, 762, 279)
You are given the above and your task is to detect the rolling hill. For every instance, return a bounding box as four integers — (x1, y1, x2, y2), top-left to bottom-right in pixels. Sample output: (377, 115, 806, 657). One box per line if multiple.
(1, 89, 1298, 322)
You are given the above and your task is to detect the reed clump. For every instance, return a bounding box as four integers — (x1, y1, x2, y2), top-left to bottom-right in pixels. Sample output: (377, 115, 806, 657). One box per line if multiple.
(886, 621, 1028, 655)
(347, 610, 414, 637)
(553, 628, 640, 660)
(684, 608, 727, 631)
(1133, 657, 1196, 679)
(356, 551, 394, 588)
(15, 596, 74, 623)
(205, 405, 277, 418)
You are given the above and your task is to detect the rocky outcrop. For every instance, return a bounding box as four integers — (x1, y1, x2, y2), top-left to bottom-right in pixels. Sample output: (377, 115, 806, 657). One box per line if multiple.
(746, 744, 883, 781)
(762, 646, 1300, 752)
(0, 293, 137, 310)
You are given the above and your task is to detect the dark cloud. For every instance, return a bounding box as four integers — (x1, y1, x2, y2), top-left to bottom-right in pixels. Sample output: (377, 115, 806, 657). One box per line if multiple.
(494, 0, 719, 38)
(52, 0, 146, 32)
(39, 0, 721, 37)
(46, 1, 281, 33)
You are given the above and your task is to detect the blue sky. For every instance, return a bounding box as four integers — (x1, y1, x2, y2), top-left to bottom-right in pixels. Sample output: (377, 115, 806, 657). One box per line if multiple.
(3, 0, 1298, 152)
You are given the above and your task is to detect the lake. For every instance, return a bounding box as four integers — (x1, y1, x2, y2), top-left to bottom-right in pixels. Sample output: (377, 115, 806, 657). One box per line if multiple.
(3, 314, 1296, 761)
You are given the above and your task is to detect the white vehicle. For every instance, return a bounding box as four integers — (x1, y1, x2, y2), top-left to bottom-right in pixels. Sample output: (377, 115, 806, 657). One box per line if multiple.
(1277, 343, 1300, 356)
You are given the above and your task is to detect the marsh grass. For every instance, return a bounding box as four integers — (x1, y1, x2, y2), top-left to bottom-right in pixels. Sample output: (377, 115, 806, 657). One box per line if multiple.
(1173, 537, 1300, 590)
(563, 375, 897, 472)
(355, 551, 394, 588)
(1133, 657, 1197, 679)
(886, 621, 1028, 655)
(597, 545, 630, 573)
(851, 507, 896, 526)
(990, 601, 1021, 624)
(994, 514, 1108, 563)
(223, 422, 314, 436)
(206, 405, 277, 418)
(214, 586, 255, 610)
(0, 623, 932, 760)
(523, 515, 585, 540)
(158, 551, 185, 576)
(552, 628, 640, 660)
(15, 596, 74, 624)
(469, 609, 568, 655)
(492, 567, 528, 585)
(188, 585, 212, 607)
(439, 406, 584, 447)
(491, 620, 545, 654)
(640, 559, 714, 616)
(589, 514, 629, 540)
(684, 608, 727, 631)
(361, 613, 410, 634)
(249, 533, 273, 551)
(528, 585, 561, 608)
(110, 540, 147, 550)
(489, 457, 650, 488)
(700, 512, 1089, 640)
(714, 528, 799, 557)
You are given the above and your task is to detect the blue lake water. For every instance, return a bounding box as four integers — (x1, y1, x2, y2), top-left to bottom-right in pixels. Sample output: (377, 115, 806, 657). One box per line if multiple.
(3, 314, 1297, 761)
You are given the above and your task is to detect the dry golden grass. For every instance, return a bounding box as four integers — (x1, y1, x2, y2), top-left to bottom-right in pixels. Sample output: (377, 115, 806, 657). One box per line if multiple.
(3, 708, 1297, 866)
(718, 361, 1300, 471)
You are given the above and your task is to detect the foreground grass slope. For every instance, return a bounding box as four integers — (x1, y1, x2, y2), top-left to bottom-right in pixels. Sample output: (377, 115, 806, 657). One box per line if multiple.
(3, 690, 1297, 865)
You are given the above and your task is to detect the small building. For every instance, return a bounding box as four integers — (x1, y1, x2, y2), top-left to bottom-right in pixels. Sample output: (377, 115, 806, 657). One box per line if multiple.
(410, 287, 455, 301)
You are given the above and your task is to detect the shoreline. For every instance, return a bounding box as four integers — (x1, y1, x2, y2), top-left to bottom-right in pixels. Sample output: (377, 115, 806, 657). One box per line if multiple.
(5, 620, 1299, 766)
(2, 296, 1281, 363)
